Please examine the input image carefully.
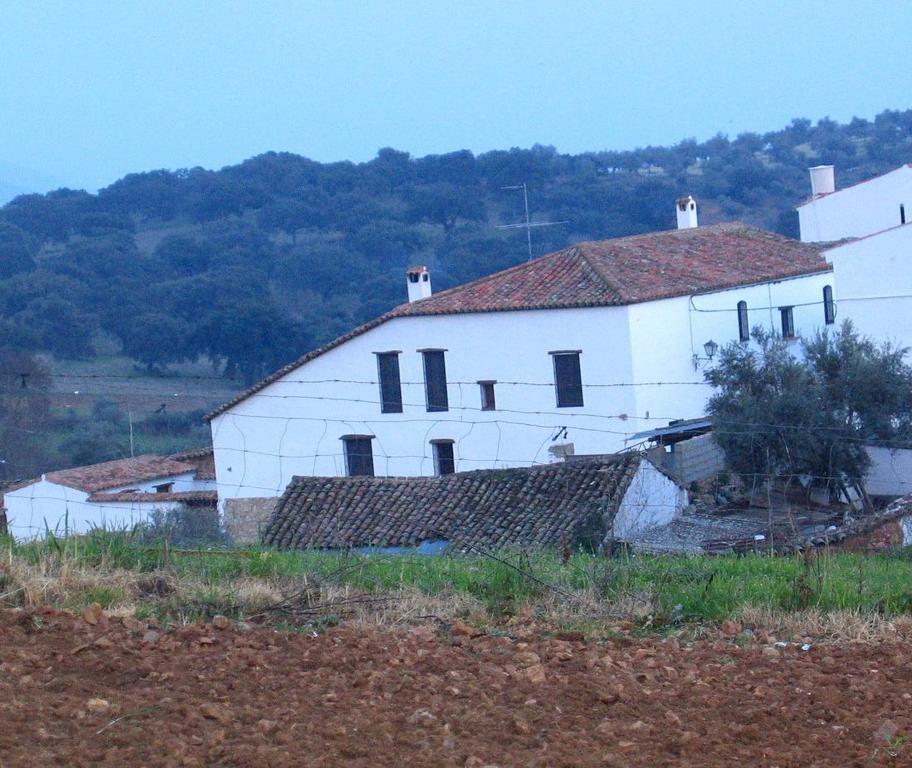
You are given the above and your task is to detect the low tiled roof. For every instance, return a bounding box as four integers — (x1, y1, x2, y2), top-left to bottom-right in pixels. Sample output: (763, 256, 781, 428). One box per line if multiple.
(86, 490, 217, 505)
(207, 223, 829, 420)
(168, 448, 216, 481)
(42, 455, 197, 493)
(263, 455, 644, 551)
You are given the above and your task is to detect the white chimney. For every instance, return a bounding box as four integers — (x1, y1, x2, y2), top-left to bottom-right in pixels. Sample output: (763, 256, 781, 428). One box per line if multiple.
(675, 195, 698, 229)
(406, 266, 432, 302)
(808, 165, 835, 197)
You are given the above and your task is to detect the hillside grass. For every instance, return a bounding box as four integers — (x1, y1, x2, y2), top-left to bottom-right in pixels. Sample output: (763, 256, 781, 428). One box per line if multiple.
(5, 530, 912, 641)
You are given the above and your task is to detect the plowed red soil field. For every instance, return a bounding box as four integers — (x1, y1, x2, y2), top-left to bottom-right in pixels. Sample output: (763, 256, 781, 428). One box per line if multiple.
(2, 607, 912, 767)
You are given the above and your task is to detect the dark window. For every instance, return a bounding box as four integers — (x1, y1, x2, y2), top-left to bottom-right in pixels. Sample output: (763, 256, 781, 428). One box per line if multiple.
(432, 440, 455, 476)
(552, 352, 583, 407)
(376, 352, 402, 413)
(422, 350, 448, 412)
(342, 435, 374, 477)
(737, 301, 749, 342)
(780, 306, 795, 339)
(479, 380, 496, 411)
(823, 285, 835, 325)
(154, 482, 174, 494)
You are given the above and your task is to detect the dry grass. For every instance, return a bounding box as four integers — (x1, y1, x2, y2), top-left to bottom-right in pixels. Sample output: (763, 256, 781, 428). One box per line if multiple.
(6, 538, 912, 644)
(738, 605, 912, 643)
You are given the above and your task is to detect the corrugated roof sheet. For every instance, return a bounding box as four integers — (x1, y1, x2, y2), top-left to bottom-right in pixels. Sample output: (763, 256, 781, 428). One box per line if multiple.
(86, 490, 217, 505)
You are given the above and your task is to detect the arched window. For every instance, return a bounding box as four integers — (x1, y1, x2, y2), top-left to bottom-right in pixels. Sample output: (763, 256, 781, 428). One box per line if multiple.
(823, 285, 835, 325)
(737, 301, 749, 342)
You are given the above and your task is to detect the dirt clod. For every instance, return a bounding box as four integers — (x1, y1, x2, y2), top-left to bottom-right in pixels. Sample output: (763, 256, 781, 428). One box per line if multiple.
(81, 603, 104, 626)
(3, 608, 912, 767)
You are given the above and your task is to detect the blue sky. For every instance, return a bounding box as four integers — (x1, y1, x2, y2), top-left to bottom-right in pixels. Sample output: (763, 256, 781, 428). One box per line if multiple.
(1, 1, 909, 196)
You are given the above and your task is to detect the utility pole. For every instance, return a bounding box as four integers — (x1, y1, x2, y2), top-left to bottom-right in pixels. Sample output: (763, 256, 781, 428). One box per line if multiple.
(498, 183, 568, 261)
(128, 411, 135, 458)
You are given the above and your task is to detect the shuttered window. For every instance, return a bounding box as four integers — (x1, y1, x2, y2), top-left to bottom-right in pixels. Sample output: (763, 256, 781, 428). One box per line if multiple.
(342, 435, 374, 477)
(823, 286, 835, 325)
(432, 440, 455, 476)
(737, 301, 749, 342)
(422, 350, 449, 412)
(780, 306, 795, 339)
(551, 351, 584, 407)
(376, 352, 403, 413)
(478, 381, 496, 411)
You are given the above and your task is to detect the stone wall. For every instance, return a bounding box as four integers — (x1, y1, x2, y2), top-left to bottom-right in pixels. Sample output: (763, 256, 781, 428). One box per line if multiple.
(224, 497, 278, 545)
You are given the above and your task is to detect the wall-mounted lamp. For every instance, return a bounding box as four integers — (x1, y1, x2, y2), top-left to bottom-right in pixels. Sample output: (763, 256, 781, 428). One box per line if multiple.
(692, 339, 719, 370)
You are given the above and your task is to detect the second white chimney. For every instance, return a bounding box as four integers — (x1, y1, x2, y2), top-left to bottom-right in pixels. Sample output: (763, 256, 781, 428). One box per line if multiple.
(676, 195, 698, 229)
(809, 165, 835, 197)
(406, 266, 432, 302)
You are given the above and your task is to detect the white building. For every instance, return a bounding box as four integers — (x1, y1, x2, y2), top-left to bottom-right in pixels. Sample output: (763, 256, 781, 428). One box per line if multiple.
(208, 209, 836, 506)
(797, 163, 912, 242)
(796, 164, 912, 352)
(2, 451, 216, 540)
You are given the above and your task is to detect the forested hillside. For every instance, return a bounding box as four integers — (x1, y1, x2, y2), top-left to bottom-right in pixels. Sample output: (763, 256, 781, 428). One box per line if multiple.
(2, 109, 912, 477)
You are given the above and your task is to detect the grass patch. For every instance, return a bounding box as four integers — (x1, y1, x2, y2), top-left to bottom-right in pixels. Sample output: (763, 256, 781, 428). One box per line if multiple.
(6, 531, 912, 637)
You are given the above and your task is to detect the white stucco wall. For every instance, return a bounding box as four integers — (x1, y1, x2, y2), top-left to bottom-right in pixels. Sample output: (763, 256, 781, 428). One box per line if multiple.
(211, 306, 636, 502)
(4, 471, 204, 540)
(865, 446, 912, 497)
(625, 272, 834, 425)
(611, 461, 686, 540)
(798, 165, 912, 242)
(823, 224, 912, 352)
(210, 270, 834, 503)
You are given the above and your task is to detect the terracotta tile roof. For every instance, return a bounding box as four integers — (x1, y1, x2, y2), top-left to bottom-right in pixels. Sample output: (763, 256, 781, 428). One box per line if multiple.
(207, 223, 829, 420)
(168, 448, 215, 481)
(86, 490, 217, 505)
(263, 455, 644, 551)
(42, 455, 198, 493)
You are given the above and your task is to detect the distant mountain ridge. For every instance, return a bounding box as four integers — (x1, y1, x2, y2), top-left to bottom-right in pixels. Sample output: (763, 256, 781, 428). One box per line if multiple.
(1, 108, 912, 383)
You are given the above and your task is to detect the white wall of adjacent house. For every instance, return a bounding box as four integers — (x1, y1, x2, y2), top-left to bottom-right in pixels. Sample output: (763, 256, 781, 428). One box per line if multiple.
(864, 447, 912, 498)
(823, 224, 912, 352)
(611, 460, 687, 540)
(3, 471, 199, 540)
(210, 269, 835, 503)
(625, 272, 836, 421)
(798, 165, 912, 242)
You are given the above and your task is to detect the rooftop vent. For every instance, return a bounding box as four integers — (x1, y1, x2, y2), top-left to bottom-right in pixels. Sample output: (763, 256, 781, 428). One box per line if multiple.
(808, 165, 835, 197)
(675, 195, 698, 229)
(406, 266, 432, 303)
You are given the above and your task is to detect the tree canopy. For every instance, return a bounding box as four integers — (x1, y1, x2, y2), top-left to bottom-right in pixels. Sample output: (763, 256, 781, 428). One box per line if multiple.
(2, 109, 912, 378)
(706, 323, 912, 507)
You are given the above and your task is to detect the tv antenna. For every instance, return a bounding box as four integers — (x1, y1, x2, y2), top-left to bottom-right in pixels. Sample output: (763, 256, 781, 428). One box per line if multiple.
(498, 183, 568, 261)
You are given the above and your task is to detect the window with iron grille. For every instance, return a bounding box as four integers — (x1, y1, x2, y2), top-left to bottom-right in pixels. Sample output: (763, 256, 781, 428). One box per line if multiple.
(375, 352, 403, 413)
(551, 351, 583, 407)
(421, 350, 449, 412)
(478, 380, 496, 411)
(432, 440, 455, 476)
(341, 435, 374, 477)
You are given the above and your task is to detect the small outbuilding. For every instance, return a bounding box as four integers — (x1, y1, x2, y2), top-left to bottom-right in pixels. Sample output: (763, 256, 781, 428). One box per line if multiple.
(2, 451, 216, 540)
(263, 453, 686, 552)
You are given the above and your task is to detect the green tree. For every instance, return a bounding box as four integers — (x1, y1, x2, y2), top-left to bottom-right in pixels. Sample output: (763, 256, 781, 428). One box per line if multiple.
(706, 324, 912, 510)
(0, 222, 36, 278)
